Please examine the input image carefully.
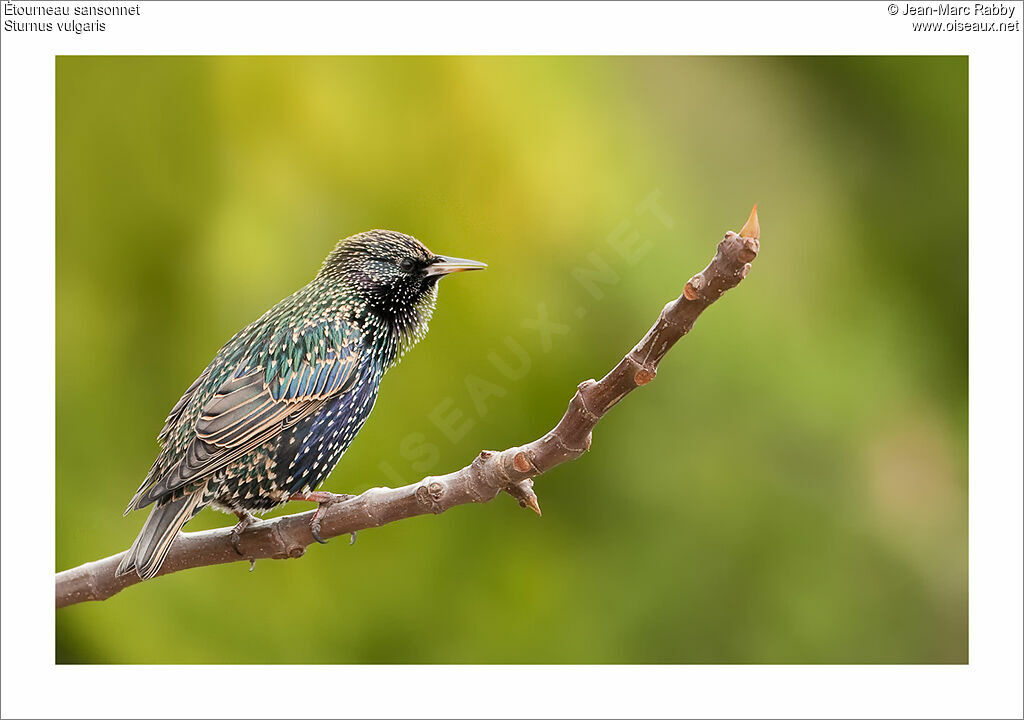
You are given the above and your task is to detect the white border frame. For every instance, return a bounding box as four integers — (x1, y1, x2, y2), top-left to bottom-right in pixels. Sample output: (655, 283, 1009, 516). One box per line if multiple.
(3, 2, 1022, 718)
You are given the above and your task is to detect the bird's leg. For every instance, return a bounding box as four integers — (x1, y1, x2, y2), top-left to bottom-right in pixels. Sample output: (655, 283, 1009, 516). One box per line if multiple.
(230, 510, 260, 556)
(288, 492, 355, 544)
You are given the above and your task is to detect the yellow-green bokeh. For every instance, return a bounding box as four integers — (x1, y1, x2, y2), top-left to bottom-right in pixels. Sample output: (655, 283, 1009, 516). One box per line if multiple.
(56, 56, 967, 663)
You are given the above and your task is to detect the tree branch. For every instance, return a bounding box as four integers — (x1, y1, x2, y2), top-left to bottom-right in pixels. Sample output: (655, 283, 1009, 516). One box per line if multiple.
(56, 211, 761, 609)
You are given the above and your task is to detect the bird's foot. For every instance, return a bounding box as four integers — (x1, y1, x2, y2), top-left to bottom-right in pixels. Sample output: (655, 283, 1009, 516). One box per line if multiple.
(289, 492, 354, 544)
(230, 510, 261, 556)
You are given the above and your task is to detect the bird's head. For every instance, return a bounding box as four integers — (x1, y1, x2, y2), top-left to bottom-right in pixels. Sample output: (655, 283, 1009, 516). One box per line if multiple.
(317, 229, 485, 355)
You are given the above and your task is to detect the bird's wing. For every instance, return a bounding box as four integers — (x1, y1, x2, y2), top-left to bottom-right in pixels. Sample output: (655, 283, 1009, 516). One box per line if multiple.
(157, 366, 211, 446)
(128, 321, 362, 510)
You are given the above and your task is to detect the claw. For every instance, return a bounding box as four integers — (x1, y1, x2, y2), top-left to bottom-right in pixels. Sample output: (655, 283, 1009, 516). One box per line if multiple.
(289, 491, 354, 545)
(311, 516, 329, 545)
(230, 510, 259, 556)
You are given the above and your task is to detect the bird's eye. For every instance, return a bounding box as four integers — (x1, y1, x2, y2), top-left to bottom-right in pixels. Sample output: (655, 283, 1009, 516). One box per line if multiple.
(399, 257, 416, 273)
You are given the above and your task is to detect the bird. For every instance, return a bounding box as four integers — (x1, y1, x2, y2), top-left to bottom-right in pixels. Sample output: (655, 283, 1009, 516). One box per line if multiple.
(115, 230, 486, 580)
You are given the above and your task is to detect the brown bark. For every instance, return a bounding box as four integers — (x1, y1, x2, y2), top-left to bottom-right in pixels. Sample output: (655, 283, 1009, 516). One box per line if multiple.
(56, 213, 761, 609)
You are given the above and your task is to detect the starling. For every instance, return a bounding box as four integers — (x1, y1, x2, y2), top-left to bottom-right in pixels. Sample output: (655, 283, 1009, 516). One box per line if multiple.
(115, 230, 485, 580)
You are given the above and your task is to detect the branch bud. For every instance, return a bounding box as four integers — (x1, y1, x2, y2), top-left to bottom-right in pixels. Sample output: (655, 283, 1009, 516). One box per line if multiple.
(739, 204, 760, 240)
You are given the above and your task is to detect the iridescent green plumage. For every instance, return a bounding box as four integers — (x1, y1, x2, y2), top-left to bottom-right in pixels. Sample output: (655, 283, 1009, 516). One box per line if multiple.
(116, 230, 485, 580)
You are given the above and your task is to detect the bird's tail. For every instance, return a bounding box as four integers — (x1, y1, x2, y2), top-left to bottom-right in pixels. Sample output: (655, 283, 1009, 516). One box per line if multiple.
(115, 489, 206, 580)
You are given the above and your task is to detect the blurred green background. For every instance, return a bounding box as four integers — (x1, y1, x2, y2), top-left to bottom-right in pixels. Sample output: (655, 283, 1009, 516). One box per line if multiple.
(55, 56, 967, 663)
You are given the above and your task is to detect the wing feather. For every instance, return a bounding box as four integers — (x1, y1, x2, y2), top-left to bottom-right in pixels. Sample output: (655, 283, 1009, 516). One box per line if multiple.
(157, 367, 210, 445)
(129, 321, 362, 510)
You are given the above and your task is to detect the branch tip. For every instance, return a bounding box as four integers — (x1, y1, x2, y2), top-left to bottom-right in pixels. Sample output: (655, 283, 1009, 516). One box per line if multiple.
(739, 204, 760, 240)
(523, 494, 542, 516)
